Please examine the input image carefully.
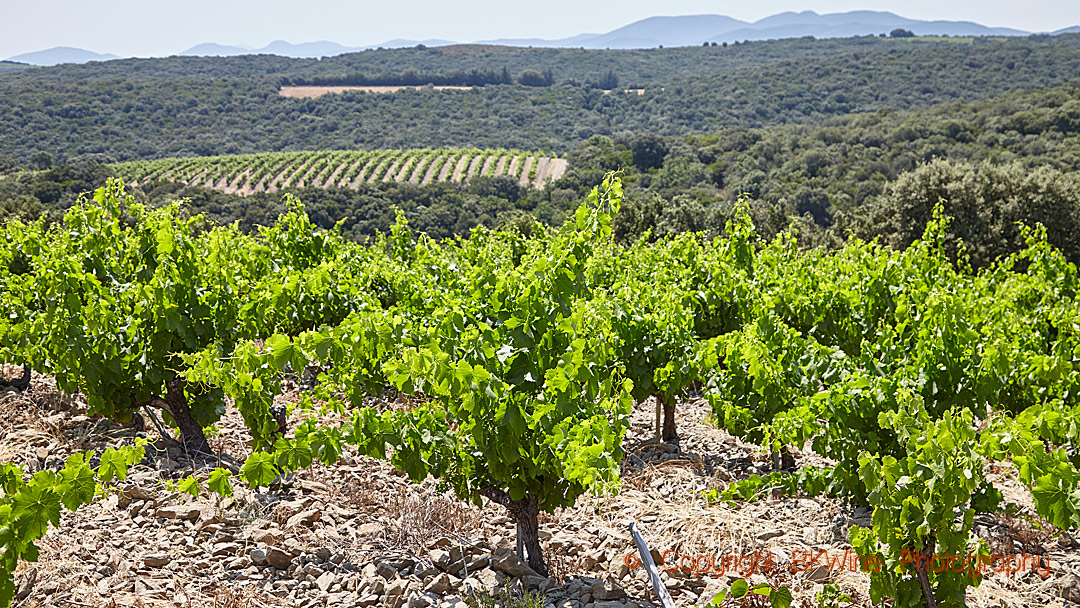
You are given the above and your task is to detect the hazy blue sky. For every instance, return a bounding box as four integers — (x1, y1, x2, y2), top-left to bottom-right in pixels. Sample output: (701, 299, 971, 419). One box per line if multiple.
(5, 0, 1080, 59)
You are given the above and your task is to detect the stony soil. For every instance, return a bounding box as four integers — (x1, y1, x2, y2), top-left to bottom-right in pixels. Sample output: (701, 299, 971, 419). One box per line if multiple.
(3, 366, 1079, 608)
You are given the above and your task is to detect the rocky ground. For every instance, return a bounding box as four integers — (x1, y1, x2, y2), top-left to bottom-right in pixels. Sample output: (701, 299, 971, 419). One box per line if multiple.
(2, 366, 1079, 608)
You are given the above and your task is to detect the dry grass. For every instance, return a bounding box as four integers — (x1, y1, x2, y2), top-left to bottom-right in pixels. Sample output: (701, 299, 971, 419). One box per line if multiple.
(337, 474, 382, 510)
(988, 512, 1058, 555)
(205, 584, 287, 608)
(0, 388, 71, 463)
(381, 492, 485, 553)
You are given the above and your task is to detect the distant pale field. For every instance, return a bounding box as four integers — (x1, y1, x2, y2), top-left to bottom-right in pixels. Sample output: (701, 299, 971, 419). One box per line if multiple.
(113, 149, 568, 194)
(281, 86, 655, 99)
(278, 85, 477, 98)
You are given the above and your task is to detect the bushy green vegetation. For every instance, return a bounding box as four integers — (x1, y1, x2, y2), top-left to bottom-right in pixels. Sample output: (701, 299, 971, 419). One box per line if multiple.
(0, 162, 114, 225)
(6, 81, 1080, 265)
(0, 62, 27, 76)
(141, 177, 545, 242)
(2, 36, 1080, 161)
(284, 66, 515, 87)
(570, 83, 1080, 267)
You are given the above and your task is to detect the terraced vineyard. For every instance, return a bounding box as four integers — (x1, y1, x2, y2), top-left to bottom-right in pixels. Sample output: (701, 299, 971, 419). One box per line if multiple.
(112, 149, 568, 194)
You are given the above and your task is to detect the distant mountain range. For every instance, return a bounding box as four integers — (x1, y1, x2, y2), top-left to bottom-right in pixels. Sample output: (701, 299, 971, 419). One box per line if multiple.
(6, 11, 1079, 66)
(176, 39, 454, 58)
(6, 46, 119, 66)
(481, 11, 1033, 48)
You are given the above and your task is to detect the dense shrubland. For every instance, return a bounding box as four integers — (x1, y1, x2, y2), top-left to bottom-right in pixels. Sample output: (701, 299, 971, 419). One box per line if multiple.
(12, 80, 1080, 265)
(3, 36, 1080, 161)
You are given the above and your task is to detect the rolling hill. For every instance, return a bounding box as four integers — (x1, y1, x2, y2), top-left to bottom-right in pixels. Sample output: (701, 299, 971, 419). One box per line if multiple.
(6, 46, 119, 66)
(5, 35, 1080, 162)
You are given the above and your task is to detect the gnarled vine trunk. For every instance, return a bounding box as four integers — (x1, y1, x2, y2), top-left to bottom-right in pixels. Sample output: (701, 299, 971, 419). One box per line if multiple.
(915, 534, 937, 608)
(480, 488, 549, 577)
(156, 381, 214, 460)
(661, 401, 677, 442)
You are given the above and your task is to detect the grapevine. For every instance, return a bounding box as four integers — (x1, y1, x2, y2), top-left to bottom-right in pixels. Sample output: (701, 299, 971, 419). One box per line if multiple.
(1, 175, 1078, 607)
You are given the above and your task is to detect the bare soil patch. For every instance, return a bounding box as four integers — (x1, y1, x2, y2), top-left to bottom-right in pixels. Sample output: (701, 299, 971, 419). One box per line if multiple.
(506, 156, 521, 181)
(381, 158, 404, 183)
(348, 157, 380, 189)
(449, 155, 471, 182)
(518, 157, 535, 187)
(534, 158, 569, 185)
(421, 155, 447, 185)
(278, 86, 476, 99)
(464, 155, 484, 180)
(324, 159, 355, 189)
(394, 157, 417, 182)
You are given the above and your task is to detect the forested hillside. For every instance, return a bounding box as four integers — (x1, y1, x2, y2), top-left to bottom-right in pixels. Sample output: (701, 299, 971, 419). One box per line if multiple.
(1, 35, 1080, 162)
(4, 81, 1080, 265)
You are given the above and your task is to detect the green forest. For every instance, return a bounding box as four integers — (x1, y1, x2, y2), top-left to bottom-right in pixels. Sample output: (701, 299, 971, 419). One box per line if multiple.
(4, 78, 1080, 267)
(1, 36, 1080, 161)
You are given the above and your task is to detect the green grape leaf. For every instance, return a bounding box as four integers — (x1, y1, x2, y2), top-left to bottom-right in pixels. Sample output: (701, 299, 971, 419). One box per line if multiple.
(178, 476, 200, 498)
(770, 586, 793, 608)
(309, 432, 342, 466)
(12, 484, 62, 539)
(273, 439, 313, 471)
(97, 447, 129, 484)
(729, 578, 749, 599)
(59, 452, 97, 512)
(207, 468, 233, 498)
(0, 576, 14, 608)
(0, 463, 22, 495)
(241, 452, 279, 488)
(267, 333, 307, 373)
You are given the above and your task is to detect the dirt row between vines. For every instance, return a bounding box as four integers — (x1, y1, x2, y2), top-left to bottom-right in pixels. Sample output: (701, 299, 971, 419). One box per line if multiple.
(133, 155, 567, 196)
(3, 366, 1078, 608)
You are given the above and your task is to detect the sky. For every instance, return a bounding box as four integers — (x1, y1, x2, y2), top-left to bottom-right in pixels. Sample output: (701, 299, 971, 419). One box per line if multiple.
(4, 0, 1080, 59)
